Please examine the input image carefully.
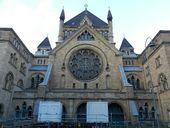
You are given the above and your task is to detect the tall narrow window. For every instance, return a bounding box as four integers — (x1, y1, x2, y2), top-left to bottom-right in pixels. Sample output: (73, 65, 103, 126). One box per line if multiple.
(0, 104, 4, 118)
(150, 107, 155, 119)
(144, 103, 149, 119)
(31, 78, 35, 88)
(60, 74, 65, 88)
(15, 106, 20, 118)
(106, 75, 111, 89)
(139, 107, 143, 119)
(131, 75, 135, 86)
(22, 102, 27, 118)
(27, 106, 33, 118)
(136, 79, 140, 89)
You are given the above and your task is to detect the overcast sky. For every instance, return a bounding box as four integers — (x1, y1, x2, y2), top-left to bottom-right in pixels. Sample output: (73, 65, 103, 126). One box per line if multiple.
(0, 0, 170, 54)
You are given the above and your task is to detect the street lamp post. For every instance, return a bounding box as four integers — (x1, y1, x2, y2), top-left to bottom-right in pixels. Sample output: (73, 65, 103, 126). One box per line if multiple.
(145, 37, 160, 128)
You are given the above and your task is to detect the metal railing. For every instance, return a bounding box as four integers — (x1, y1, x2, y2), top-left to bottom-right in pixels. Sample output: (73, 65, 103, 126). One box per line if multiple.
(0, 115, 170, 128)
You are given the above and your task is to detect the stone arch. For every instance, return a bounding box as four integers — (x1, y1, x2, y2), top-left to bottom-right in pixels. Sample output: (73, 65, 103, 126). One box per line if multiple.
(108, 102, 124, 122)
(4, 72, 14, 90)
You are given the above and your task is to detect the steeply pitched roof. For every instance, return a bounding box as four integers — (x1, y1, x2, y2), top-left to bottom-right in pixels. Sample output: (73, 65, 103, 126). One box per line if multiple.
(120, 38, 133, 49)
(64, 10, 108, 28)
(37, 37, 52, 49)
(60, 9, 65, 21)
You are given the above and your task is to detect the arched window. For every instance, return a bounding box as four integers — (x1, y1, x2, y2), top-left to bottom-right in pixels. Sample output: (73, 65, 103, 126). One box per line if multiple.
(158, 73, 168, 92)
(0, 104, 4, 118)
(31, 74, 44, 88)
(4, 72, 14, 90)
(144, 103, 149, 119)
(15, 106, 20, 118)
(77, 30, 94, 41)
(22, 102, 27, 118)
(127, 74, 141, 90)
(150, 107, 155, 119)
(27, 106, 33, 118)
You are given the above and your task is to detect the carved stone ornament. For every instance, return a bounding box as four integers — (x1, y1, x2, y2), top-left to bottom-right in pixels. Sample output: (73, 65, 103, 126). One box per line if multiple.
(68, 49, 103, 81)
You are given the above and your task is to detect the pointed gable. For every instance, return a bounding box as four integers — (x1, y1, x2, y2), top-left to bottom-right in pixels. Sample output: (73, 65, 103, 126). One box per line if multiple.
(37, 37, 52, 49)
(64, 10, 108, 28)
(120, 38, 133, 50)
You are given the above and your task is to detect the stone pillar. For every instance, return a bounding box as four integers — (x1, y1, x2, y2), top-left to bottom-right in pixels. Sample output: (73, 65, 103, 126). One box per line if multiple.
(108, 20, 114, 44)
(58, 20, 64, 42)
(37, 85, 47, 99)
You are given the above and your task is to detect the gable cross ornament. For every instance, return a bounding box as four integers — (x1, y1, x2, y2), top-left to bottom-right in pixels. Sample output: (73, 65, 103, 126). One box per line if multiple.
(84, 4, 88, 10)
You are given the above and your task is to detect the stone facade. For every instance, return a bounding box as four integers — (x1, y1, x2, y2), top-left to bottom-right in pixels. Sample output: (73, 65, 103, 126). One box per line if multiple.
(0, 8, 169, 124)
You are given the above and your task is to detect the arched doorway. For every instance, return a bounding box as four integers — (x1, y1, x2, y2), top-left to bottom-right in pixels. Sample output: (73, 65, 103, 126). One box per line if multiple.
(76, 103, 86, 122)
(108, 103, 124, 122)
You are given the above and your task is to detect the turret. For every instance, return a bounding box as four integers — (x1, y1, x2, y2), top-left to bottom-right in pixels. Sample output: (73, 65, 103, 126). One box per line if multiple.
(58, 9, 65, 42)
(35, 37, 52, 56)
(107, 10, 114, 44)
(120, 38, 138, 57)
